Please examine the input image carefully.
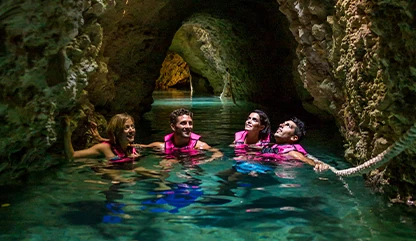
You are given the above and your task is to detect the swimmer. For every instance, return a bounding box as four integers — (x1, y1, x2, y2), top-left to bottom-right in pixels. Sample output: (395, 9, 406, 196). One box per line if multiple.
(218, 117, 328, 185)
(138, 108, 223, 166)
(260, 117, 329, 172)
(64, 113, 140, 162)
(231, 109, 271, 149)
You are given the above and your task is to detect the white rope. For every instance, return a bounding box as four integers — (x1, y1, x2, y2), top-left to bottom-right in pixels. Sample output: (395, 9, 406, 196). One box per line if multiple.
(316, 123, 416, 177)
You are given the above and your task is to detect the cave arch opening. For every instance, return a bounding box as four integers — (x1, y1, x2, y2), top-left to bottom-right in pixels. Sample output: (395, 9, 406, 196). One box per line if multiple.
(150, 0, 303, 108)
(92, 0, 311, 121)
(154, 50, 214, 95)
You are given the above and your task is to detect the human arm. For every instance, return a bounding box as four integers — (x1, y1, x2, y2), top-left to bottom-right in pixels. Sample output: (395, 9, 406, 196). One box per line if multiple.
(305, 154, 330, 172)
(195, 140, 223, 162)
(287, 151, 329, 172)
(130, 142, 165, 150)
(133, 166, 166, 178)
(63, 116, 116, 160)
(72, 143, 116, 159)
(158, 158, 181, 170)
(313, 162, 330, 172)
(206, 147, 223, 160)
(89, 121, 109, 142)
(63, 116, 76, 160)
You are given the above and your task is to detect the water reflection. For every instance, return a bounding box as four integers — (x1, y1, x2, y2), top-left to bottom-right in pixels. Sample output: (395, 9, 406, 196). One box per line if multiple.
(1, 91, 416, 241)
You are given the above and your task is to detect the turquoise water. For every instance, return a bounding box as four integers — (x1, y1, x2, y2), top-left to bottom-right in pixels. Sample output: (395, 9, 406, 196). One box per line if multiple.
(1, 91, 415, 241)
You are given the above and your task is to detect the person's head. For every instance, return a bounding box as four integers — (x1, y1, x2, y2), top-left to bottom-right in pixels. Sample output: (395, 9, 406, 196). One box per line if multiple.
(245, 110, 271, 140)
(170, 108, 194, 138)
(274, 117, 306, 144)
(106, 113, 135, 145)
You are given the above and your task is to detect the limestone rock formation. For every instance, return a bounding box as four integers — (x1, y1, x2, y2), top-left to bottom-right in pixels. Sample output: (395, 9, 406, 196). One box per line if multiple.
(278, 0, 416, 199)
(155, 51, 190, 90)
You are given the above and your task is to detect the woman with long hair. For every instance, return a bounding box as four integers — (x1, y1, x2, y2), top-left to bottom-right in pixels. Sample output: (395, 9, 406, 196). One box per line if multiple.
(232, 109, 271, 149)
(64, 113, 140, 162)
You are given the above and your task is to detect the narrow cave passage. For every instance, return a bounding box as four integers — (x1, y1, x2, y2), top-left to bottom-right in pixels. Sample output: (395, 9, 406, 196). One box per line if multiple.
(165, 4, 302, 105)
(2, 0, 416, 213)
(155, 50, 214, 95)
(95, 0, 308, 120)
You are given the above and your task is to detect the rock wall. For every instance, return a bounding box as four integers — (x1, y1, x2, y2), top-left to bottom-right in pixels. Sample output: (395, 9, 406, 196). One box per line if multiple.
(334, 0, 416, 199)
(0, 0, 87, 181)
(155, 51, 190, 90)
(278, 0, 416, 200)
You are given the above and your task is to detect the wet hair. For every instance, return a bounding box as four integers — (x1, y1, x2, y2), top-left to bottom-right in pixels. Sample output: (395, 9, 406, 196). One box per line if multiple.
(170, 108, 193, 125)
(252, 109, 271, 140)
(290, 116, 306, 142)
(106, 113, 134, 145)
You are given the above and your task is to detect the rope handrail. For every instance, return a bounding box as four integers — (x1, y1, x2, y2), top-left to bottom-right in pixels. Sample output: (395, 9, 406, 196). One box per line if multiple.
(316, 123, 416, 177)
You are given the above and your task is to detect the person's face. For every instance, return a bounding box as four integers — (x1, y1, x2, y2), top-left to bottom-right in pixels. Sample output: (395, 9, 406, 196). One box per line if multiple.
(171, 115, 193, 138)
(119, 118, 135, 144)
(245, 112, 265, 133)
(274, 120, 298, 144)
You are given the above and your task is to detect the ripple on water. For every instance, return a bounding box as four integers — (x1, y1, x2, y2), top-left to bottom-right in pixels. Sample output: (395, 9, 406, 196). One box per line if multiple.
(1, 93, 416, 241)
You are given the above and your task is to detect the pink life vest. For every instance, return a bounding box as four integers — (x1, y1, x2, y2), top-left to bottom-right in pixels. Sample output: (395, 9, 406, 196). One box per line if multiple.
(234, 130, 270, 148)
(234, 130, 270, 155)
(164, 132, 201, 154)
(164, 132, 203, 166)
(104, 141, 137, 163)
(259, 144, 308, 163)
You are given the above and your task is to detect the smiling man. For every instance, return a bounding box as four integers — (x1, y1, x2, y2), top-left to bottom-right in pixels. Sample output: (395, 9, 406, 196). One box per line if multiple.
(141, 108, 223, 162)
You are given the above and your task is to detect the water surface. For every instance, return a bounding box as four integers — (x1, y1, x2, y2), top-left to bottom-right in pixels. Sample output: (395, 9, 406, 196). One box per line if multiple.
(1, 91, 415, 241)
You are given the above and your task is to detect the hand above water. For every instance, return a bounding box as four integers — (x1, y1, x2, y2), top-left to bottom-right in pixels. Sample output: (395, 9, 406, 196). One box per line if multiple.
(314, 162, 330, 172)
(89, 121, 109, 142)
(129, 152, 142, 159)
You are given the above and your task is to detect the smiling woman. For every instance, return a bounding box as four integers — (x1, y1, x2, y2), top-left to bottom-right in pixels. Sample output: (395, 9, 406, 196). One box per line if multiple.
(232, 109, 271, 149)
(64, 113, 140, 163)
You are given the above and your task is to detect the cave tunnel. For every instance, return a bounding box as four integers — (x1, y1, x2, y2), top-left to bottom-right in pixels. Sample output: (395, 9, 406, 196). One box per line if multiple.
(155, 50, 214, 95)
(3, 0, 416, 205)
(89, 0, 310, 121)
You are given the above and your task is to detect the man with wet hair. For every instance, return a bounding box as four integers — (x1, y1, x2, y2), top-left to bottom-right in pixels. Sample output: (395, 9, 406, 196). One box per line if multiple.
(90, 108, 222, 161)
(169, 108, 193, 127)
(219, 116, 327, 181)
(217, 117, 327, 196)
(144, 108, 210, 150)
(260, 116, 328, 171)
(289, 117, 306, 142)
(141, 108, 223, 163)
